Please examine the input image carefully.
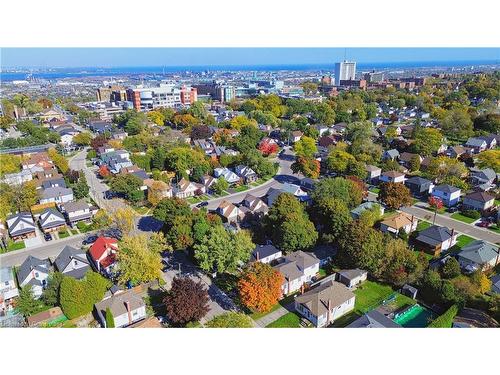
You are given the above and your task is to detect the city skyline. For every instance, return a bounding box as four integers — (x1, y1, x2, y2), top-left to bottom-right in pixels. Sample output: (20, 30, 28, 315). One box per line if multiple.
(1, 48, 499, 68)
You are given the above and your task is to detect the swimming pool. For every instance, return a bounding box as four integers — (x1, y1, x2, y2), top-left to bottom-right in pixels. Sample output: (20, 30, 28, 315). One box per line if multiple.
(393, 304, 435, 327)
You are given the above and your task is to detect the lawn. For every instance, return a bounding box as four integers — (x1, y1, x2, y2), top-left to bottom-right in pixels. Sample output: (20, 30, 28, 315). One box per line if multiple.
(133, 206, 150, 215)
(489, 225, 500, 234)
(58, 230, 70, 239)
(353, 281, 395, 314)
(266, 312, 301, 328)
(234, 185, 250, 193)
(416, 220, 431, 232)
(317, 268, 327, 279)
(2, 240, 26, 253)
(450, 213, 477, 224)
(369, 187, 380, 194)
(76, 222, 93, 233)
(249, 294, 296, 321)
(448, 234, 475, 254)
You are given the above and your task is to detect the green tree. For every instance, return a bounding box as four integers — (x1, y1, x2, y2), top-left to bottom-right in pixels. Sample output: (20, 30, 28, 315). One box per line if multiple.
(326, 149, 356, 174)
(442, 258, 461, 279)
(413, 128, 443, 156)
(311, 177, 363, 209)
(212, 177, 229, 195)
(409, 155, 421, 172)
(73, 132, 93, 146)
(194, 225, 254, 275)
(294, 136, 317, 159)
(41, 272, 64, 307)
(378, 182, 413, 209)
(105, 307, 115, 328)
(109, 174, 143, 201)
(476, 150, 500, 172)
(16, 286, 46, 317)
(440, 108, 473, 139)
(312, 197, 352, 244)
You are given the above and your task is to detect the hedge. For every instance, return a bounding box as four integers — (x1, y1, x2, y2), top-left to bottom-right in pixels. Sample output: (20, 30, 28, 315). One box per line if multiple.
(428, 305, 459, 328)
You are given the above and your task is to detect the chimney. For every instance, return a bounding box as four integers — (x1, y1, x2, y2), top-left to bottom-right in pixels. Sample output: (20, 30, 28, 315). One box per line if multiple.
(301, 283, 304, 294)
(125, 300, 132, 324)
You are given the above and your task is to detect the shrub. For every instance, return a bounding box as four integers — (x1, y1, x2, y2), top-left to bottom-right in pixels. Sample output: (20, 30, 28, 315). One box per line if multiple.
(460, 209, 481, 219)
(428, 305, 459, 328)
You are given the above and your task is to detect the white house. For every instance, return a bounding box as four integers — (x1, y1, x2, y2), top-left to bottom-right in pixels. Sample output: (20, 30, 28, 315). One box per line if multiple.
(174, 178, 205, 199)
(61, 200, 94, 227)
(337, 269, 368, 288)
(380, 212, 418, 235)
(39, 186, 74, 205)
(294, 280, 355, 327)
(0, 169, 33, 185)
(0, 267, 19, 314)
(462, 191, 495, 212)
(274, 251, 320, 295)
(215, 200, 242, 223)
(379, 171, 406, 184)
(431, 184, 461, 207)
(457, 241, 500, 272)
(95, 290, 146, 328)
(54, 245, 91, 279)
(17, 256, 50, 299)
(251, 244, 282, 264)
(214, 167, 240, 184)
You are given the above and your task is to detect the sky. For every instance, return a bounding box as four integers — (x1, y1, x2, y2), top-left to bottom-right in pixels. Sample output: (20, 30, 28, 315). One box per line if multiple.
(1, 48, 499, 68)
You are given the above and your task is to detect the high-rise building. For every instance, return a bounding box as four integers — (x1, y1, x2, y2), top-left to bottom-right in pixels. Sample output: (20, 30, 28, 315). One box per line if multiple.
(125, 83, 196, 111)
(334, 61, 356, 85)
(363, 71, 385, 83)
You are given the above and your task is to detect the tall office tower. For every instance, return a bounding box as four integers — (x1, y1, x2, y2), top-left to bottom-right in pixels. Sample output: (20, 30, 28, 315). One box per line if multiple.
(334, 61, 356, 85)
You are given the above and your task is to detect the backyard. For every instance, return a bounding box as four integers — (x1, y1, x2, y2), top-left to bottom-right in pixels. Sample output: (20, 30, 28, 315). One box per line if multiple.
(266, 312, 302, 328)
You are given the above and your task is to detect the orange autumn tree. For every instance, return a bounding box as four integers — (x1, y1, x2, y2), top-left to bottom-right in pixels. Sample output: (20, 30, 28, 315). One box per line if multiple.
(238, 262, 284, 313)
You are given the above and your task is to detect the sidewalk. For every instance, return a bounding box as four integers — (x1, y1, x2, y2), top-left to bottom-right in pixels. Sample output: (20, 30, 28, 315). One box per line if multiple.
(255, 303, 294, 327)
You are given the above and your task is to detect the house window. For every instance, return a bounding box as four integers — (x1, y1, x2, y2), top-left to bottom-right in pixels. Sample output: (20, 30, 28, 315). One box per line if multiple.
(74, 260, 78, 266)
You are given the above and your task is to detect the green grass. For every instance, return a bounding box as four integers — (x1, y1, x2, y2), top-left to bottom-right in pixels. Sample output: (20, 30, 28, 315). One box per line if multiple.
(58, 230, 70, 239)
(416, 220, 432, 232)
(369, 187, 380, 194)
(331, 311, 361, 327)
(448, 234, 476, 254)
(76, 222, 92, 233)
(317, 268, 327, 279)
(266, 312, 301, 328)
(489, 225, 500, 234)
(2, 240, 26, 253)
(234, 185, 250, 193)
(133, 206, 150, 215)
(353, 281, 394, 314)
(249, 294, 296, 321)
(450, 213, 478, 224)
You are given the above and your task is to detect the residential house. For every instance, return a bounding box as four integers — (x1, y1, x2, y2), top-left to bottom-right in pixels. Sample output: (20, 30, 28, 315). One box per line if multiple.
(144, 179, 172, 200)
(39, 176, 67, 191)
(398, 152, 423, 168)
(54, 245, 91, 279)
(491, 275, 500, 294)
(350, 202, 384, 220)
(382, 149, 400, 161)
(401, 284, 418, 299)
(478, 134, 498, 150)
(470, 168, 497, 187)
(0, 267, 19, 315)
(214, 167, 240, 185)
(22, 152, 53, 170)
(38, 108, 65, 122)
(235, 165, 258, 184)
(318, 135, 337, 148)
(251, 244, 282, 264)
(347, 310, 401, 328)
(95, 290, 146, 328)
(415, 225, 458, 256)
(457, 241, 500, 272)
(380, 212, 418, 235)
(405, 176, 434, 197)
(17, 256, 50, 299)
(365, 165, 382, 184)
(215, 200, 242, 223)
(431, 184, 461, 207)
(240, 193, 269, 220)
(89, 237, 119, 276)
(315, 125, 330, 136)
(465, 137, 487, 153)
(337, 269, 368, 288)
(294, 280, 355, 328)
(173, 178, 206, 199)
(89, 121, 113, 134)
(39, 186, 74, 205)
(312, 245, 336, 267)
(61, 200, 94, 227)
(291, 130, 303, 143)
(6, 212, 36, 240)
(38, 208, 66, 233)
(462, 191, 495, 212)
(300, 178, 317, 191)
(273, 251, 320, 295)
(446, 146, 470, 158)
(199, 175, 217, 191)
(266, 184, 308, 206)
(0, 169, 33, 185)
(379, 171, 406, 184)
(56, 125, 80, 146)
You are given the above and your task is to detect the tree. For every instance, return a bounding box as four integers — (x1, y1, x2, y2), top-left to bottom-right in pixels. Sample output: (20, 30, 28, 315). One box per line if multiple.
(212, 177, 229, 195)
(48, 147, 69, 174)
(206, 312, 254, 328)
(301, 81, 319, 95)
(470, 271, 492, 294)
(163, 277, 209, 325)
(60, 272, 110, 319)
(16, 286, 46, 317)
(147, 180, 169, 207)
(311, 177, 363, 209)
(312, 198, 352, 243)
(73, 174, 90, 199)
(73, 132, 92, 146)
(473, 113, 500, 133)
(347, 160, 367, 179)
(312, 102, 335, 124)
(17, 181, 39, 211)
(147, 110, 165, 126)
(259, 141, 279, 156)
(91, 134, 108, 150)
(153, 198, 194, 250)
(41, 272, 64, 307)
(409, 155, 421, 172)
(229, 115, 257, 130)
(113, 207, 138, 235)
(476, 150, 500, 173)
(326, 149, 356, 174)
(98, 165, 110, 178)
(0, 154, 21, 177)
(440, 108, 473, 139)
(428, 196, 444, 224)
(105, 307, 115, 328)
(238, 262, 284, 313)
(194, 225, 254, 274)
(92, 209, 112, 229)
(442, 258, 461, 279)
(378, 182, 412, 209)
(294, 136, 317, 159)
(291, 156, 320, 179)
(413, 128, 443, 156)
(117, 233, 167, 285)
(266, 193, 318, 252)
(190, 125, 212, 140)
(428, 305, 458, 328)
(426, 156, 468, 182)
(164, 147, 210, 179)
(109, 174, 143, 201)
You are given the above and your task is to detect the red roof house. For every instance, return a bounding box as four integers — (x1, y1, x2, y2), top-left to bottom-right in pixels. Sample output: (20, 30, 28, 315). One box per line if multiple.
(89, 237, 118, 274)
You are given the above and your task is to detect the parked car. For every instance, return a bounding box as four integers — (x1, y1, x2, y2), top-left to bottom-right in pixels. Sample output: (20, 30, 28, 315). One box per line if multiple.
(477, 221, 490, 228)
(83, 235, 98, 245)
(196, 201, 209, 208)
(448, 206, 459, 213)
(44, 233, 52, 241)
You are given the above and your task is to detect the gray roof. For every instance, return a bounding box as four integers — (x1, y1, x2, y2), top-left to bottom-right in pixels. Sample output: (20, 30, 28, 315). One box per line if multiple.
(39, 208, 66, 229)
(347, 310, 401, 328)
(54, 245, 90, 278)
(17, 255, 50, 286)
(131, 170, 149, 181)
(0, 267, 15, 283)
(416, 225, 455, 246)
(338, 269, 368, 280)
(351, 202, 380, 217)
(41, 186, 73, 199)
(41, 178, 67, 190)
(405, 176, 432, 186)
(7, 212, 35, 236)
(295, 280, 354, 317)
(251, 245, 281, 261)
(458, 240, 499, 266)
(464, 191, 495, 203)
(434, 184, 460, 194)
(385, 149, 400, 158)
(473, 168, 496, 181)
(63, 199, 90, 213)
(491, 274, 500, 294)
(466, 137, 486, 147)
(274, 251, 320, 281)
(95, 290, 145, 319)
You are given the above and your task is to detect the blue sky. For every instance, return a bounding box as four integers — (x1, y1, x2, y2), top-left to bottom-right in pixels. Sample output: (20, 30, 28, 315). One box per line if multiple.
(1, 48, 499, 68)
